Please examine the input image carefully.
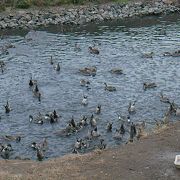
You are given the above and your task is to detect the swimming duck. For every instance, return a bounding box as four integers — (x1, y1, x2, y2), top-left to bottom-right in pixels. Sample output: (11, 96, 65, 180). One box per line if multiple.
(113, 129, 122, 140)
(0, 144, 13, 159)
(128, 101, 136, 113)
(31, 142, 38, 150)
(143, 82, 157, 90)
(171, 50, 180, 57)
(72, 148, 78, 154)
(79, 115, 88, 127)
(4, 101, 11, 113)
(74, 43, 81, 51)
(55, 62, 60, 71)
(70, 116, 76, 128)
(3, 135, 21, 143)
(104, 83, 116, 92)
(74, 138, 82, 149)
(82, 95, 88, 106)
(98, 139, 106, 150)
(106, 122, 113, 132)
(37, 148, 44, 161)
(110, 68, 123, 75)
(96, 105, 101, 114)
(141, 52, 153, 58)
(89, 46, 99, 55)
(91, 127, 100, 137)
(120, 124, 125, 135)
(49, 56, 54, 65)
(79, 66, 97, 76)
(129, 122, 136, 142)
(159, 91, 170, 103)
(90, 114, 97, 127)
(80, 79, 90, 87)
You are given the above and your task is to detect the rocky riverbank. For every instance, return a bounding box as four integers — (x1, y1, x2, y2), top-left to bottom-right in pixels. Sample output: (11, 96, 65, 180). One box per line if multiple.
(0, 0, 179, 30)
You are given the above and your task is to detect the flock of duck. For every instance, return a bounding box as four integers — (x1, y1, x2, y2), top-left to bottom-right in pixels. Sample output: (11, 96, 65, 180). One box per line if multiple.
(0, 34, 180, 161)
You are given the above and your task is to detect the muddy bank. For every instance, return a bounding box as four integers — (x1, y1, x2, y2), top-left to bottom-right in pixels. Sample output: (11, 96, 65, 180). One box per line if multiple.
(0, 0, 179, 29)
(0, 121, 180, 179)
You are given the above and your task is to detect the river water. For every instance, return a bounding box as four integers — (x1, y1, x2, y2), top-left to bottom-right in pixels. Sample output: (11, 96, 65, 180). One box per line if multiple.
(0, 13, 179, 160)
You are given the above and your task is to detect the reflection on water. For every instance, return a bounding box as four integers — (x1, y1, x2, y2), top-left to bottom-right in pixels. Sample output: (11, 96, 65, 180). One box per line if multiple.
(0, 13, 179, 159)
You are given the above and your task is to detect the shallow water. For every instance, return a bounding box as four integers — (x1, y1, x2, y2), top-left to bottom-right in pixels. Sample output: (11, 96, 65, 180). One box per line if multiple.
(0, 13, 180, 159)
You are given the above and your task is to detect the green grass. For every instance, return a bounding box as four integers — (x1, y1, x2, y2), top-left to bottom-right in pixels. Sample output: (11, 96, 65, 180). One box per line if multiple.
(0, 0, 130, 10)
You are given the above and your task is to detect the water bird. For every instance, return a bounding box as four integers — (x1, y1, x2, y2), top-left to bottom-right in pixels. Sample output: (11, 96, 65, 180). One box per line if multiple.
(4, 101, 11, 113)
(89, 46, 99, 54)
(74, 43, 81, 51)
(96, 105, 101, 114)
(113, 129, 122, 140)
(106, 122, 113, 132)
(37, 148, 44, 161)
(104, 83, 116, 92)
(143, 82, 157, 90)
(128, 101, 136, 113)
(55, 62, 60, 71)
(74, 139, 82, 149)
(129, 122, 137, 142)
(91, 127, 100, 137)
(90, 114, 97, 127)
(120, 124, 125, 135)
(110, 68, 123, 75)
(0, 144, 13, 159)
(159, 91, 170, 103)
(82, 95, 88, 106)
(49, 56, 54, 65)
(141, 52, 153, 58)
(80, 79, 90, 87)
(98, 139, 106, 150)
(79, 66, 97, 76)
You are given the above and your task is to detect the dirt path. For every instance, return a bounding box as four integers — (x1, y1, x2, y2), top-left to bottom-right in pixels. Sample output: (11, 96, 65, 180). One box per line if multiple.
(0, 122, 180, 180)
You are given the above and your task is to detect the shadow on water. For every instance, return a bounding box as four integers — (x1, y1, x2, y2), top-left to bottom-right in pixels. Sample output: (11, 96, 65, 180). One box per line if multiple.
(0, 13, 179, 160)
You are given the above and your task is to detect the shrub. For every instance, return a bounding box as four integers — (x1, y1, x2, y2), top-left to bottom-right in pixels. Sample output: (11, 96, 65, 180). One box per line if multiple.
(16, 0, 31, 8)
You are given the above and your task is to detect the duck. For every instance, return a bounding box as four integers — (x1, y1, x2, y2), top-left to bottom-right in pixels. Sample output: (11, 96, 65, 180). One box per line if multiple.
(98, 139, 106, 150)
(106, 122, 113, 132)
(141, 52, 153, 58)
(159, 91, 170, 103)
(96, 105, 101, 114)
(113, 129, 122, 140)
(74, 43, 81, 51)
(41, 138, 48, 151)
(110, 68, 123, 75)
(37, 148, 44, 161)
(4, 101, 11, 113)
(171, 50, 180, 57)
(128, 101, 136, 113)
(90, 114, 97, 127)
(74, 138, 82, 149)
(91, 127, 100, 137)
(104, 83, 116, 92)
(80, 79, 90, 87)
(33, 84, 39, 93)
(54, 62, 60, 71)
(49, 56, 54, 65)
(120, 124, 125, 135)
(143, 82, 157, 90)
(70, 116, 76, 128)
(31, 142, 38, 150)
(0, 144, 13, 159)
(82, 95, 88, 106)
(79, 66, 97, 76)
(3, 135, 21, 142)
(78, 115, 88, 127)
(89, 46, 99, 55)
(129, 122, 136, 142)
